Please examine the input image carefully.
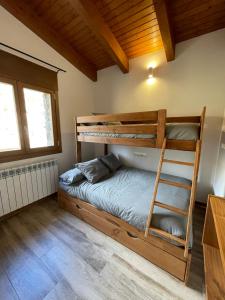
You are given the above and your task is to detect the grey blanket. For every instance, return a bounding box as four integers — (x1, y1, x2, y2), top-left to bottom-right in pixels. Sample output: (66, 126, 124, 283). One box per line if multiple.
(60, 166, 192, 245)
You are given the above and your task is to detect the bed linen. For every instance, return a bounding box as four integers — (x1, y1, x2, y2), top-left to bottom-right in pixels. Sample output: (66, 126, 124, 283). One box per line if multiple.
(80, 124, 199, 141)
(60, 166, 192, 246)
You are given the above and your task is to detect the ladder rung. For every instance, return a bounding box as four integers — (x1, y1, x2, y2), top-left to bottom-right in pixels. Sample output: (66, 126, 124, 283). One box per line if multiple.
(159, 178, 192, 190)
(154, 201, 188, 216)
(163, 159, 194, 167)
(150, 227, 186, 246)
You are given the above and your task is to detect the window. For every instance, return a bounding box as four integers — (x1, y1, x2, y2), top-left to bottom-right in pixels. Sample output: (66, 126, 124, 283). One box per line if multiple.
(0, 78, 61, 163)
(0, 81, 21, 152)
(23, 87, 54, 148)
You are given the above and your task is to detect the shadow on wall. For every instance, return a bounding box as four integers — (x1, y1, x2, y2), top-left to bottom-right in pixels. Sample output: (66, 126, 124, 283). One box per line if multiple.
(58, 133, 95, 174)
(214, 121, 225, 197)
(198, 115, 223, 201)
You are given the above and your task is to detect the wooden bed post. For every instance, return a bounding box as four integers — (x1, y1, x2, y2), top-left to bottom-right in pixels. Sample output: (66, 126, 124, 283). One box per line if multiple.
(156, 109, 166, 148)
(76, 142, 81, 163)
(75, 117, 82, 162)
(104, 144, 108, 155)
(200, 106, 206, 141)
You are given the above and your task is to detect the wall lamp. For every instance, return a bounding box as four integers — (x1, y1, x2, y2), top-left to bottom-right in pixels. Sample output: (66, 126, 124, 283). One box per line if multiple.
(148, 67, 154, 79)
(147, 67, 155, 85)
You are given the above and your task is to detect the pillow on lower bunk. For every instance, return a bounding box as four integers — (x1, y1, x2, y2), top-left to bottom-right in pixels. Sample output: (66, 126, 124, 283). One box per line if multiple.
(76, 158, 109, 183)
(99, 153, 122, 172)
(59, 168, 84, 185)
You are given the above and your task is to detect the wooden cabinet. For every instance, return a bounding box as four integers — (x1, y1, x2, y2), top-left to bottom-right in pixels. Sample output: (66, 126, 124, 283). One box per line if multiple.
(203, 195, 225, 299)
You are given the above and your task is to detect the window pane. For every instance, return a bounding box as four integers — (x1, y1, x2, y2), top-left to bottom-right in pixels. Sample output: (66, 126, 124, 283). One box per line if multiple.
(0, 82, 21, 152)
(23, 88, 54, 148)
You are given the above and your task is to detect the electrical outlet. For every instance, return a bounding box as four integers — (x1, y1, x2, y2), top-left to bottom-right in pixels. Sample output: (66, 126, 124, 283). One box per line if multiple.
(134, 152, 147, 157)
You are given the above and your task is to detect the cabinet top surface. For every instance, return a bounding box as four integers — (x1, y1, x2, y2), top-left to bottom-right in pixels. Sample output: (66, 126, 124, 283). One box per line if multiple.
(209, 195, 225, 270)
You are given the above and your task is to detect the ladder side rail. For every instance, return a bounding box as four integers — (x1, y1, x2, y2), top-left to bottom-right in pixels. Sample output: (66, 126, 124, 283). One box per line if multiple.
(184, 140, 201, 258)
(144, 138, 167, 238)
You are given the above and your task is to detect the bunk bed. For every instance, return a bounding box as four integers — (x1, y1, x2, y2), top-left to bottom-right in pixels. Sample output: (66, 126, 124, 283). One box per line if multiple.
(58, 107, 206, 282)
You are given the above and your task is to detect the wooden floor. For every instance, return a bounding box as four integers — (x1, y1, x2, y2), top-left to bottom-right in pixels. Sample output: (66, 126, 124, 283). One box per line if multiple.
(0, 197, 205, 300)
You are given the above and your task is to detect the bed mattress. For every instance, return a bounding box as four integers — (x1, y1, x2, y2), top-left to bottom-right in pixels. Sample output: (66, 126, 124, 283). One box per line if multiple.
(80, 124, 199, 141)
(60, 166, 192, 246)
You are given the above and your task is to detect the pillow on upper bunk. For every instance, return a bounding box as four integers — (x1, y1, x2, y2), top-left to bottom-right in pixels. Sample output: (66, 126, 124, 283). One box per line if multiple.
(59, 168, 84, 185)
(166, 124, 200, 140)
(76, 158, 109, 184)
(99, 153, 122, 172)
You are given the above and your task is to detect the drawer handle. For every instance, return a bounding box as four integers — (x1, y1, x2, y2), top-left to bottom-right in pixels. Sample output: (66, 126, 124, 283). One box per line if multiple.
(127, 231, 138, 239)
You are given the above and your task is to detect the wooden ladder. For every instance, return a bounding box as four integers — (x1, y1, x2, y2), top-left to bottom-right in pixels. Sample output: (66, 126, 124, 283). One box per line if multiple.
(144, 138, 201, 258)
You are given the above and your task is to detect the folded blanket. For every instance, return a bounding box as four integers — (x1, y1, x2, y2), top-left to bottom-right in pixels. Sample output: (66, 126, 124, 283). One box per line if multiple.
(59, 168, 84, 185)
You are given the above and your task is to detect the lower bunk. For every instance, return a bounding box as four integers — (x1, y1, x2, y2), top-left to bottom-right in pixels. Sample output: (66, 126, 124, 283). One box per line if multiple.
(58, 188, 191, 282)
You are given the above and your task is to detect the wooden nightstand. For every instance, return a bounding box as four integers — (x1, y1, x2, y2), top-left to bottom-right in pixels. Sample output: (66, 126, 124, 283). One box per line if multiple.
(202, 195, 225, 299)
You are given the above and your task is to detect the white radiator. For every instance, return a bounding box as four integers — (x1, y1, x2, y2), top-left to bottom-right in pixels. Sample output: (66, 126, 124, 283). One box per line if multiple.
(0, 159, 58, 217)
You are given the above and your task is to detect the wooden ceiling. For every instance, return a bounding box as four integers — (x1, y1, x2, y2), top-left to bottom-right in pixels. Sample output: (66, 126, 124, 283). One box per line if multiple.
(169, 0, 225, 43)
(0, 0, 225, 81)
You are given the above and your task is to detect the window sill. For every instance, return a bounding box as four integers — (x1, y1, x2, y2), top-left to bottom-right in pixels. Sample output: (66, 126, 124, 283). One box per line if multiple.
(0, 146, 62, 164)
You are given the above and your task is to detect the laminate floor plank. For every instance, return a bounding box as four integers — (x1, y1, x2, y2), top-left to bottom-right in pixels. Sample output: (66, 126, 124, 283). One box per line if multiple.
(0, 220, 57, 300)
(27, 205, 111, 273)
(0, 197, 205, 300)
(0, 271, 19, 300)
(43, 279, 79, 300)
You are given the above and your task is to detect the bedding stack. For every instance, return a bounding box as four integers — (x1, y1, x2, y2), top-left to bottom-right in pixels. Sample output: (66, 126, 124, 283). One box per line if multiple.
(59, 153, 122, 185)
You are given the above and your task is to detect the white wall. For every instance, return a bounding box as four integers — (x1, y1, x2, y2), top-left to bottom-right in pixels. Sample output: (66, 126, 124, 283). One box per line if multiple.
(94, 29, 225, 202)
(214, 110, 225, 197)
(0, 7, 95, 173)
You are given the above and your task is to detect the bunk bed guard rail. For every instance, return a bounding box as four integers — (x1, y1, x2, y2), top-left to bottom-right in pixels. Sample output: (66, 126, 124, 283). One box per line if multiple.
(76, 109, 166, 148)
(75, 107, 205, 162)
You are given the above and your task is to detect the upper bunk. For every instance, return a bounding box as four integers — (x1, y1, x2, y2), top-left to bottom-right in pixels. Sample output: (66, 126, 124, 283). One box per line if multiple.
(75, 107, 206, 151)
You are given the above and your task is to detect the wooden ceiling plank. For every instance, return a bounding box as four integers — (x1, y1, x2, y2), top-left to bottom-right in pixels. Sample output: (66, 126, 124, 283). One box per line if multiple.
(97, 0, 128, 16)
(127, 44, 163, 58)
(53, 12, 79, 31)
(99, 2, 122, 17)
(74, 39, 110, 59)
(113, 14, 157, 36)
(122, 34, 161, 50)
(102, 0, 141, 19)
(34, 0, 57, 17)
(154, 0, 175, 61)
(63, 19, 87, 39)
(71, 35, 114, 65)
(126, 42, 163, 55)
(174, 5, 225, 29)
(173, 5, 225, 30)
(170, 0, 198, 10)
(62, 22, 86, 41)
(72, 30, 97, 47)
(38, 0, 70, 24)
(68, 0, 129, 73)
(0, 0, 97, 81)
(104, 0, 152, 23)
(125, 39, 163, 54)
(171, 0, 223, 20)
(172, 1, 225, 23)
(175, 17, 225, 42)
(111, 6, 155, 31)
(117, 22, 159, 40)
(119, 29, 160, 46)
(169, 0, 225, 44)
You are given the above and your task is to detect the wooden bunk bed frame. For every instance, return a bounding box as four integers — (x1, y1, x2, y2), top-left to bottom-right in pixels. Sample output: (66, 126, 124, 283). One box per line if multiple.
(58, 107, 206, 282)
